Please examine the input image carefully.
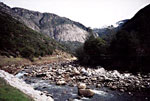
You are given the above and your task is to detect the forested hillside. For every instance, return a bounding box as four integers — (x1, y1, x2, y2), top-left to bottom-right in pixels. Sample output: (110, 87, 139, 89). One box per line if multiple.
(0, 11, 66, 60)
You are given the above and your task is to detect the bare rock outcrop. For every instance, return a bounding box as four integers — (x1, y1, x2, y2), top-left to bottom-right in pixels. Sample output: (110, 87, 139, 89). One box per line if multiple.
(55, 24, 88, 42)
(0, 2, 90, 43)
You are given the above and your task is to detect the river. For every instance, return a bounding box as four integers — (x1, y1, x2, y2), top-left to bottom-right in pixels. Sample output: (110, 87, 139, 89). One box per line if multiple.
(15, 61, 150, 101)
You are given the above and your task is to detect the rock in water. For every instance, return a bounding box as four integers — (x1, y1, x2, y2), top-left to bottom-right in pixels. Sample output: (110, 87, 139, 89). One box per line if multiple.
(91, 77, 97, 81)
(78, 89, 95, 97)
(36, 73, 46, 77)
(77, 83, 95, 97)
(78, 83, 86, 89)
(56, 80, 66, 85)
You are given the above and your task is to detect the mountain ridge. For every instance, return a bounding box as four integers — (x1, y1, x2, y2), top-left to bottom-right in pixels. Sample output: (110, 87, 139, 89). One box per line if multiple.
(109, 4, 150, 71)
(0, 2, 89, 43)
(0, 10, 67, 59)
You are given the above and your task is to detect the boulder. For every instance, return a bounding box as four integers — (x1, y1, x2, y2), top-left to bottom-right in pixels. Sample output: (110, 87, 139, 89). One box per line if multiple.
(96, 68, 106, 75)
(78, 83, 86, 89)
(73, 68, 80, 75)
(81, 68, 89, 76)
(78, 89, 95, 97)
(56, 80, 66, 85)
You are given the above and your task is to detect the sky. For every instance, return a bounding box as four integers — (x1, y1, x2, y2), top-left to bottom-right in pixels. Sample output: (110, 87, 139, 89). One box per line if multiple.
(1, 0, 150, 28)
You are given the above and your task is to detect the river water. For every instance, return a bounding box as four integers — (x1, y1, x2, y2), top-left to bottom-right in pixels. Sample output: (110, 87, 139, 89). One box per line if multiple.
(16, 71, 150, 101)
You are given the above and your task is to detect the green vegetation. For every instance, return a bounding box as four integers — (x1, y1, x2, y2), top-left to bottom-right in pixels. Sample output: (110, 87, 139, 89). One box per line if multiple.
(76, 27, 150, 72)
(109, 30, 141, 71)
(76, 34, 108, 65)
(93, 25, 118, 42)
(76, 4, 150, 72)
(0, 56, 30, 67)
(0, 11, 67, 60)
(0, 78, 33, 101)
(61, 41, 83, 54)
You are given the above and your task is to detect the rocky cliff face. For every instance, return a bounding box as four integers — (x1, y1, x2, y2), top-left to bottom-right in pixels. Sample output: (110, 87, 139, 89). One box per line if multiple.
(0, 2, 89, 43)
(54, 24, 88, 42)
(0, 2, 39, 32)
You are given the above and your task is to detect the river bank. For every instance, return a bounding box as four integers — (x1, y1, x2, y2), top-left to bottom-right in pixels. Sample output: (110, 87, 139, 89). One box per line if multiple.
(16, 60, 150, 101)
(0, 70, 53, 101)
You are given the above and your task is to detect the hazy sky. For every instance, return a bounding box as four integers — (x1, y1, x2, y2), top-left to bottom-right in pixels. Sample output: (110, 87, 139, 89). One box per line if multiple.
(1, 0, 150, 28)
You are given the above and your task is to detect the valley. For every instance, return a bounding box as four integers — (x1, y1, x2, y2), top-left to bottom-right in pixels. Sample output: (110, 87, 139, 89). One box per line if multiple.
(1, 59, 150, 101)
(0, 1, 150, 101)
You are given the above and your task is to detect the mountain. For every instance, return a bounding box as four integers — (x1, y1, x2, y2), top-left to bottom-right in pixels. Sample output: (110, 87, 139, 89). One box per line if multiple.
(0, 2, 89, 43)
(93, 19, 129, 40)
(110, 4, 150, 71)
(0, 10, 66, 59)
(116, 19, 129, 28)
(119, 4, 150, 55)
(93, 25, 118, 43)
(122, 4, 150, 34)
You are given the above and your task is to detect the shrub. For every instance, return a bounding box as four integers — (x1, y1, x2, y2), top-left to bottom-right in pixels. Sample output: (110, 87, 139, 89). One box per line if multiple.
(76, 34, 108, 65)
(20, 47, 35, 59)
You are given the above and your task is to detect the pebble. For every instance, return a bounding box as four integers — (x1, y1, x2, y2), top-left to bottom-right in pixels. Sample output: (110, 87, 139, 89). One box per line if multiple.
(73, 68, 80, 75)
(119, 89, 125, 92)
(91, 77, 97, 81)
(96, 84, 101, 88)
(128, 92, 132, 95)
(78, 76, 86, 80)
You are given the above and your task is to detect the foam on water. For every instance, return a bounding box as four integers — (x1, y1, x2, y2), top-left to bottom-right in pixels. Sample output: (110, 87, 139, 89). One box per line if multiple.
(92, 89, 108, 96)
(15, 71, 26, 78)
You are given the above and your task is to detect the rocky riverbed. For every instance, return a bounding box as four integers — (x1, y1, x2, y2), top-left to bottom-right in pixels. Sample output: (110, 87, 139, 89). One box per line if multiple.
(16, 61, 150, 101)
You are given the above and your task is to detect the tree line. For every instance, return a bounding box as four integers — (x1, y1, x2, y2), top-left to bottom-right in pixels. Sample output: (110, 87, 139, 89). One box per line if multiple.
(76, 27, 150, 72)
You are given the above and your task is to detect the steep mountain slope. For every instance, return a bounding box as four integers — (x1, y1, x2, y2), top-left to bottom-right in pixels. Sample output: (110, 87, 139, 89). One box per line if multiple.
(0, 11, 66, 59)
(110, 4, 150, 71)
(116, 4, 150, 56)
(0, 2, 39, 32)
(0, 2, 89, 43)
(122, 4, 150, 32)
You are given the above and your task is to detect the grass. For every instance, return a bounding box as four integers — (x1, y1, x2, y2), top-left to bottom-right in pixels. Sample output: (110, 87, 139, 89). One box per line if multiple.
(0, 50, 75, 74)
(0, 50, 73, 67)
(0, 78, 33, 101)
(0, 56, 31, 67)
